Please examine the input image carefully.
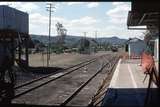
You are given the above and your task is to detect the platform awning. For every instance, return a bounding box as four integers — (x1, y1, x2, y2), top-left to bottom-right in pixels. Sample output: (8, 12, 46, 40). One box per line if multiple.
(127, 11, 159, 28)
(127, 1, 160, 30)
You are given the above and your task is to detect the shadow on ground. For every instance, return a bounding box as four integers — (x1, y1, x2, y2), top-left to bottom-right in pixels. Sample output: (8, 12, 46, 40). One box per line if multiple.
(28, 66, 64, 74)
(102, 88, 160, 107)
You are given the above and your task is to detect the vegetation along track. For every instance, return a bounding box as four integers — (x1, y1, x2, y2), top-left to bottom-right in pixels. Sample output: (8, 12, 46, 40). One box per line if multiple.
(11, 54, 119, 106)
(10, 54, 106, 99)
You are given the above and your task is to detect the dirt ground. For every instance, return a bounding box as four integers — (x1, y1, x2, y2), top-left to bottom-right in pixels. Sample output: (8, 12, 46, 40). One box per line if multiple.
(29, 51, 109, 68)
(12, 53, 117, 106)
(15, 51, 109, 85)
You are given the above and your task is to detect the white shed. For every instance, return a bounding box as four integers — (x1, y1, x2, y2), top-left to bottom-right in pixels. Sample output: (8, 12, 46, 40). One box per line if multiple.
(125, 38, 147, 58)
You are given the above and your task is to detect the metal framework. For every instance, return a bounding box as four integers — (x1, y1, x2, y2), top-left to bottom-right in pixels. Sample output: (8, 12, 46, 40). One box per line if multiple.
(0, 30, 29, 66)
(0, 29, 30, 103)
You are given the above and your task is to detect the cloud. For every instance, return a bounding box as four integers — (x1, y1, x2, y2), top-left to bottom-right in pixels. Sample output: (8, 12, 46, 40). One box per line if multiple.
(70, 16, 97, 25)
(66, 2, 99, 8)
(98, 25, 145, 39)
(87, 3, 99, 8)
(106, 2, 131, 24)
(19, 3, 39, 13)
(103, 2, 146, 39)
(29, 13, 48, 35)
(29, 13, 66, 35)
(30, 13, 48, 24)
(66, 16, 98, 36)
(67, 2, 84, 6)
(28, 2, 145, 39)
(0, 2, 39, 13)
(29, 11, 99, 37)
(112, 2, 125, 6)
(0, 2, 145, 39)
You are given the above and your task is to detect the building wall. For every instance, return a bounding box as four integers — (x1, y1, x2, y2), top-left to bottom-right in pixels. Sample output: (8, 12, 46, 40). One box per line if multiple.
(129, 41, 146, 57)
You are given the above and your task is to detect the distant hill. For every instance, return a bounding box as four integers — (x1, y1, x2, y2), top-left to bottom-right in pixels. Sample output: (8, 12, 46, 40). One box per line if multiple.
(30, 34, 127, 46)
(97, 36, 127, 45)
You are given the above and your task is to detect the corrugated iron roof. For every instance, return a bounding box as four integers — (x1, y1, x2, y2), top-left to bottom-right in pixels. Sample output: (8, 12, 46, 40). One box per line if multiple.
(125, 37, 143, 44)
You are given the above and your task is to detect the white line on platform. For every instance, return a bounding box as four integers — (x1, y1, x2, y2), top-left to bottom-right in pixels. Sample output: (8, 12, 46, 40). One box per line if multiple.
(127, 64, 137, 88)
(109, 58, 121, 88)
(128, 64, 143, 106)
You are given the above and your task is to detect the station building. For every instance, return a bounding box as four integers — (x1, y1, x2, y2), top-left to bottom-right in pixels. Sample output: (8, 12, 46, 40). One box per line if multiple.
(125, 37, 147, 58)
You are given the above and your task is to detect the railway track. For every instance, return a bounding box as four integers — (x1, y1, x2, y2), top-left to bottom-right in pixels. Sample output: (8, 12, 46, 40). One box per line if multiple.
(88, 56, 119, 106)
(10, 54, 119, 106)
(0, 55, 100, 100)
(15, 55, 99, 89)
(62, 55, 119, 107)
(10, 54, 105, 98)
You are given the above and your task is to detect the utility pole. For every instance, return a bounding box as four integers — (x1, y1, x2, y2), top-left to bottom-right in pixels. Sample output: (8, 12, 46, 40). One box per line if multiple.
(46, 3, 55, 67)
(95, 31, 98, 52)
(84, 32, 87, 39)
(83, 32, 87, 46)
(81, 32, 87, 49)
(95, 31, 97, 42)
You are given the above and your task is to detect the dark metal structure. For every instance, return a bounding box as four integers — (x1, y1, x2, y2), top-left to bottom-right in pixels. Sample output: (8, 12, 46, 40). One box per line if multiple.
(0, 30, 29, 66)
(0, 6, 29, 103)
(0, 30, 30, 104)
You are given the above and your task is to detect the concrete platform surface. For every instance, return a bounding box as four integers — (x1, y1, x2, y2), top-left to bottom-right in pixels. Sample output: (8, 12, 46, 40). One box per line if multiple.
(102, 59, 159, 107)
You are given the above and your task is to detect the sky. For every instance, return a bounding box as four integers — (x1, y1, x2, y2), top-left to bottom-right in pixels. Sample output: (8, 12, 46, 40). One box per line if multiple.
(0, 2, 146, 39)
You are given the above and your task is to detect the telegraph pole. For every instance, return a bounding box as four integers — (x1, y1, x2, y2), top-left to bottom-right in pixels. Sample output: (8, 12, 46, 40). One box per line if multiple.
(84, 32, 87, 39)
(95, 31, 98, 52)
(46, 3, 55, 67)
(84, 32, 87, 46)
(95, 31, 97, 42)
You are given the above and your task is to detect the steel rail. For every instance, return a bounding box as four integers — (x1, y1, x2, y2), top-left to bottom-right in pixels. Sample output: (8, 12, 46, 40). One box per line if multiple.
(60, 56, 116, 106)
(12, 55, 106, 99)
(0, 56, 100, 96)
(88, 57, 120, 106)
(15, 57, 98, 89)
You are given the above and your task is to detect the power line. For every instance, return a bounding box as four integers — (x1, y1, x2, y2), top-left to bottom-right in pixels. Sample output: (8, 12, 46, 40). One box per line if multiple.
(46, 3, 55, 67)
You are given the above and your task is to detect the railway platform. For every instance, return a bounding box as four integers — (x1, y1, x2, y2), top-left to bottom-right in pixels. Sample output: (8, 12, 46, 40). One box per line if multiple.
(102, 58, 159, 107)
